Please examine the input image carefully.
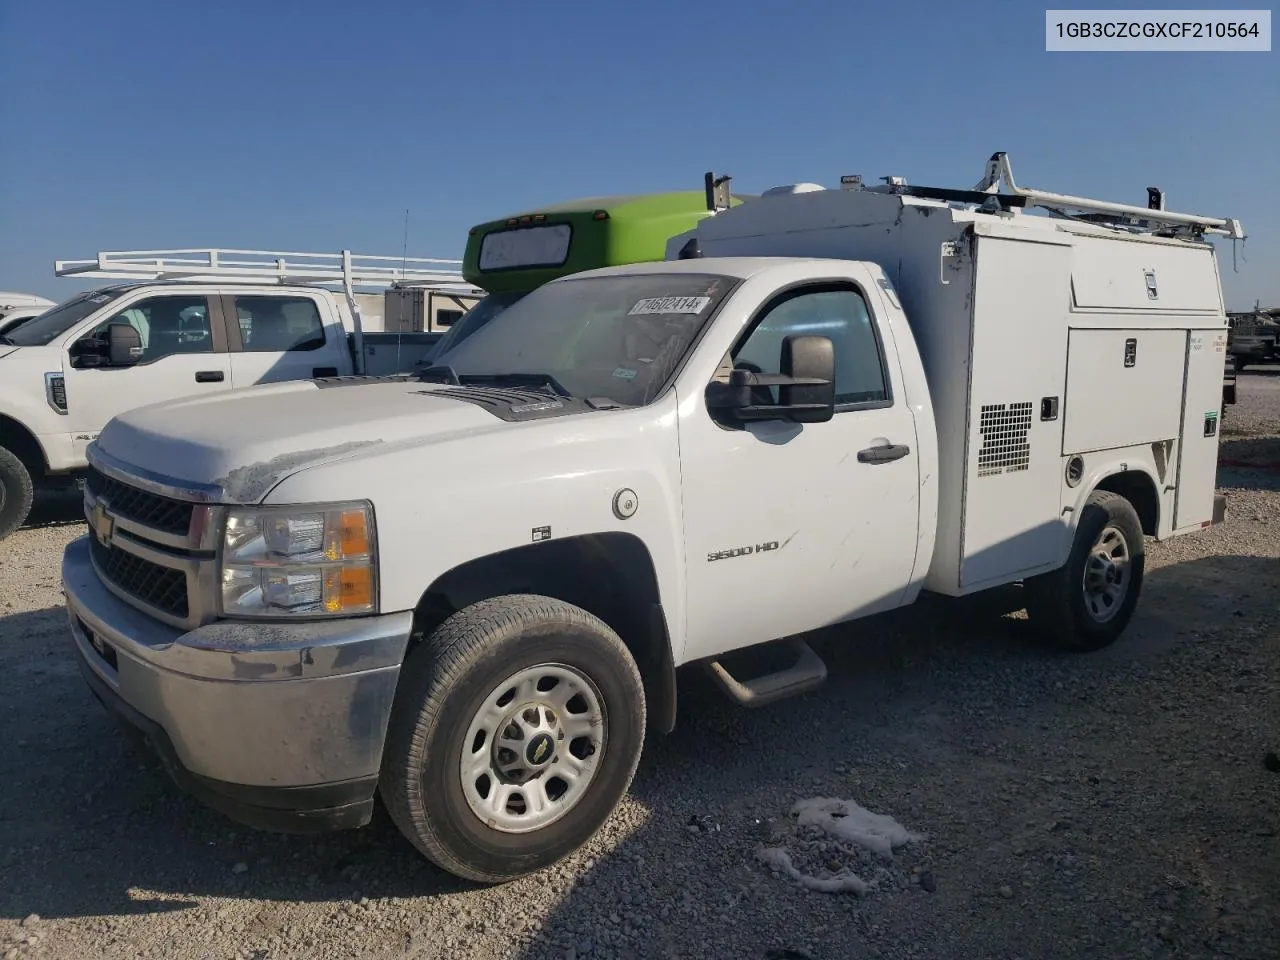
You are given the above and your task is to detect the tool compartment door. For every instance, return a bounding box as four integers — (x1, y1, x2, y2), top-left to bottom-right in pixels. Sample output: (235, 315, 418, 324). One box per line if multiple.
(1062, 329, 1187, 455)
(959, 235, 1070, 588)
(1174, 328, 1228, 530)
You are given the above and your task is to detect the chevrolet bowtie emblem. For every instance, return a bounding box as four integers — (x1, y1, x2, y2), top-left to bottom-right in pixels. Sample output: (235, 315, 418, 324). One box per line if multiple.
(92, 503, 114, 547)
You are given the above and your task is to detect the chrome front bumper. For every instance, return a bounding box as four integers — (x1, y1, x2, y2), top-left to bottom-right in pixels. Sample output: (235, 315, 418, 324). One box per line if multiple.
(62, 535, 413, 832)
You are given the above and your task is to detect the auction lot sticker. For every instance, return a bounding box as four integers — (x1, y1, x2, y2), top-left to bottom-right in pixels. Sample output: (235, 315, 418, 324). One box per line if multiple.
(628, 296, 711, 316)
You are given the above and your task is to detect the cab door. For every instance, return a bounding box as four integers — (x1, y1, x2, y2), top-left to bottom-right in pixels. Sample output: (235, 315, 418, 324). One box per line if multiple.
(62, 293, 233, 459)
(678, 279, 921, 663)
(221, 292, 343, 386)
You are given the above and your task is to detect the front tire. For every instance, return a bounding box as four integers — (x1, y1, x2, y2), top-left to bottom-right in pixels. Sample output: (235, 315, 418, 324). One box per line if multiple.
(0, 446, 35, 541)
(380, 594, 646, 884)
(1025, 490, 1145, 652)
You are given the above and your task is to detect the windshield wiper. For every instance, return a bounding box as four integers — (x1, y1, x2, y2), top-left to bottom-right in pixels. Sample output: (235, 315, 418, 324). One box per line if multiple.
(458, 373, 572, 398)
(415, 366, 573, 399)
(415, 363, 460, 385)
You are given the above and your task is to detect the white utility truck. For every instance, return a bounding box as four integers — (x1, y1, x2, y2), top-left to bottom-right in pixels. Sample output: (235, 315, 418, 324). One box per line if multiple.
(60, 153, 1236, 885)
(0, 249, 481, 538)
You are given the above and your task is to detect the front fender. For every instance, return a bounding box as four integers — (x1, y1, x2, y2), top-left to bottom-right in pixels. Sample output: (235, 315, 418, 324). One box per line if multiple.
(0, 361, 67, 472)
(264, 395, 690, 659)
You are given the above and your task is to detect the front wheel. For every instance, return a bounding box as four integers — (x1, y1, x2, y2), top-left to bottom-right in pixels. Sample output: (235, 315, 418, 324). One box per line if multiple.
(1025, 490, 1145, 652)
(0, 446, 35, 541)
(380, 594, 646, 884)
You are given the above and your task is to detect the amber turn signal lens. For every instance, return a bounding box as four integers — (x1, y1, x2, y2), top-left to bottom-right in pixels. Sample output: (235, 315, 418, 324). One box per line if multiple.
(340, 566, 373, 609)
(322, 566, 374, 613)
(338, 509, 370, 558)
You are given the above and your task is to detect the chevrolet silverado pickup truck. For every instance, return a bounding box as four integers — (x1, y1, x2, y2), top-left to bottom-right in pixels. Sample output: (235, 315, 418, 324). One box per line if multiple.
(61, 153, 1234, 884)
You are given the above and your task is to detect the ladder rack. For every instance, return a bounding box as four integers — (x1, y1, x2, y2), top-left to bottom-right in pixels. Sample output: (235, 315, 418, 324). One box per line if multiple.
(966, 152, 1244, 240)
(53, 247, 483, 295)
(820, 152, 1244, 242)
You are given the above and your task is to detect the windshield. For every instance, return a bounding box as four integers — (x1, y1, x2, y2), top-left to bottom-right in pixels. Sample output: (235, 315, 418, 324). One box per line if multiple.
(432, 272, 737, 407)
(0, 312, 42, 336)
(430, 289, 528, 356)
(5, 289, 127, 346)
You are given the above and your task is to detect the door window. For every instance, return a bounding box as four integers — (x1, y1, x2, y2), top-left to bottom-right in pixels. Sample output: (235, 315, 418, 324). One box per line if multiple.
(727, 287, 890, 408)
(233, 296, 326, 352)
(89, 296, 213, 362)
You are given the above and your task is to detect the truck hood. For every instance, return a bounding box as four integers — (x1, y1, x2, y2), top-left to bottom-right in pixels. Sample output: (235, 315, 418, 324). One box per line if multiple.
(0, 343, 51, 364)
(95, 377, 519, 503)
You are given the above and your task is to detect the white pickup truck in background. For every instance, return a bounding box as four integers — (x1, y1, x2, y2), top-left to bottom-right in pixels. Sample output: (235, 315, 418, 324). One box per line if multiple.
(59, 153, 1238, 886)
(0, 249, 482, 538)
(0, 290, 55, 337)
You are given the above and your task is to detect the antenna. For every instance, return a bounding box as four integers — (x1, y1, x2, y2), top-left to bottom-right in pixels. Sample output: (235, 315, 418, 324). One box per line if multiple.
(397, 208, 410, 369)
(401, 208, 410, 279)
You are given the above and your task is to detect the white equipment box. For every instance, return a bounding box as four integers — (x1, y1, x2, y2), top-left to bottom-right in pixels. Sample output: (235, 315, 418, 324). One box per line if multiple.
(671, 153, 1238, 594)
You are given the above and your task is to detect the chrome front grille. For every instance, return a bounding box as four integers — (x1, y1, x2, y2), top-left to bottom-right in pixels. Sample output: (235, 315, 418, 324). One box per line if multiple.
(85, 466, 195, 537)
(83, 452, 224, 630)
(89, 536, 190, 620)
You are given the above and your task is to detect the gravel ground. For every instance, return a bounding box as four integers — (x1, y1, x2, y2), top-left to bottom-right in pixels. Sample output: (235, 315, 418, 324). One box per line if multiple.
(1, 370, 1277, 960)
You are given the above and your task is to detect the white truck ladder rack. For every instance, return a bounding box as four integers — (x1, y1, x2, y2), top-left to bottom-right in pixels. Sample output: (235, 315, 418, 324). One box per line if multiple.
(966, 152, 1245, 241)
(53, 248, 483, 295)
(818, 152, 1245, 242)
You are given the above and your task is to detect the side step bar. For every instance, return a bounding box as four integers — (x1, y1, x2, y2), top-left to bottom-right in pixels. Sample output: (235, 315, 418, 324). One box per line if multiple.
(705, 638, 828, 708)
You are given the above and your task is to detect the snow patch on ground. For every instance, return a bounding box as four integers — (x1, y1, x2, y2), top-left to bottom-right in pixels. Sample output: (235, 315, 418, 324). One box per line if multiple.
(756, 796, 925, 895)
(757, 847, 870, 894)
(792, 797, 926, 859)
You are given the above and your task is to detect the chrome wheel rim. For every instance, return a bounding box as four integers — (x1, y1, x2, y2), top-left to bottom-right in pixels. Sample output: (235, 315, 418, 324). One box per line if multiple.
(459, 663, 606, 834)
(1082, 524, 1131, 623)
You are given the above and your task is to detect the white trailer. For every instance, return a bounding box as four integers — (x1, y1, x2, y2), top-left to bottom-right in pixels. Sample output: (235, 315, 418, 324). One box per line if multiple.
(383, 286, 485, 335)
(60, 153, 1236, 886)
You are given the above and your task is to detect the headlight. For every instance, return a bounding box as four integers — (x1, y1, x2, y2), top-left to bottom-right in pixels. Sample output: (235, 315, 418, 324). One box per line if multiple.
(220, 502, 377, 618)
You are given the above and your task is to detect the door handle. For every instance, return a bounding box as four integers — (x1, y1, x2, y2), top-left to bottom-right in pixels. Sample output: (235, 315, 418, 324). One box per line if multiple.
(857, 443, 910, 464)
(195, 370, 224, 383)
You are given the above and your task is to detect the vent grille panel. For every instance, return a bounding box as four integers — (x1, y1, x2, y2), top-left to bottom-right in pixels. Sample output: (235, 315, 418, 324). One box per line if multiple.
(977, 402, 1033, 477)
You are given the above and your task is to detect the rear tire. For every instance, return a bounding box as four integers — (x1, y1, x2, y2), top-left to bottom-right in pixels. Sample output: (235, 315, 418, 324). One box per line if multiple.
(380, 594, 646, 884)
(0, 446, 35, 541)
(1025, 490, 1145, 652)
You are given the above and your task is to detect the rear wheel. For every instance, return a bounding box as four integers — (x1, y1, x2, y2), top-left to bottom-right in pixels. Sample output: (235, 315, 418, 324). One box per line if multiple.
(1025, 490, 1145, 652)
(0, 446, 35, 541)
(380, 594, 646, 884)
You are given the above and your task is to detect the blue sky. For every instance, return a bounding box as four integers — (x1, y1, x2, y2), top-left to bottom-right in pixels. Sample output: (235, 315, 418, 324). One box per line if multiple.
(1, 0, 1275, 308)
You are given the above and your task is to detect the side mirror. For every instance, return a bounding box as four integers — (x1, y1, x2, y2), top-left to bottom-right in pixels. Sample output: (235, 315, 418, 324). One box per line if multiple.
(779, 335, 836, 422)
(705, 334, 836, 424)
(107, 322, 143, 366)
